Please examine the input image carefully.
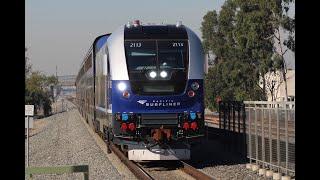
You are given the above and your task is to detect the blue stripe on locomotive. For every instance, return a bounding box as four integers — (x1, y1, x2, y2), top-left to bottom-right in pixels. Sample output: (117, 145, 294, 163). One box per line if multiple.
(111, 79, 204, 113)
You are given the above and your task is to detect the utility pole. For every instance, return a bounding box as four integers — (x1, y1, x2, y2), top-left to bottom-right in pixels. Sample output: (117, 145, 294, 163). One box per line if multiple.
(55, 65, 57, 102)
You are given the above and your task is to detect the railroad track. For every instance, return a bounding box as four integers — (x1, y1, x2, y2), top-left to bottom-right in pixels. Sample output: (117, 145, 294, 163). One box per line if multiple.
(67, 97, 215, 180)
(109, 143, 154, 180)
(109, 142, 214, 180)
(180, 161, 214, 180)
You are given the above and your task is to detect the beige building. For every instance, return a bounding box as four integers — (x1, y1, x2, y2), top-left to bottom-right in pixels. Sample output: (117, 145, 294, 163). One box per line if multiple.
(204, 51, 215, 74)
(260, 69, 295, 101)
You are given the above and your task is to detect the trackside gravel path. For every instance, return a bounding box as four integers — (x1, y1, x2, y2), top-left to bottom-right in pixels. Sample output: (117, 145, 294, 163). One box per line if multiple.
(25, 100, 135, 180)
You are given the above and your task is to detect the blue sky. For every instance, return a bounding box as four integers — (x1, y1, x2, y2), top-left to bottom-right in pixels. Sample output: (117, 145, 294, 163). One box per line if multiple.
(25, 0, 294, 76)
(26, 0, 225, 75)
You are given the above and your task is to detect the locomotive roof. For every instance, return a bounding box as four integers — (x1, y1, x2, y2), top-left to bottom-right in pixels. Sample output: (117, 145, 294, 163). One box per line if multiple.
(124, 25, 188, 39)
(77, 23, 204, 82)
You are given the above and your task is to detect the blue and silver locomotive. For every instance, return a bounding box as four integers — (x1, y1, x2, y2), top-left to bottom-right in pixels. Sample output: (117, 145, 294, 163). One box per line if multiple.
(76, 20, 205, 160)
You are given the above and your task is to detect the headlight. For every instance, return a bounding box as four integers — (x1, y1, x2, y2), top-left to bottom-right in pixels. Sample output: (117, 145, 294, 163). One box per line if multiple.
(117, 82, 126, 91)
(160, 71, 168, 78)
(191, 82, 200, 91)
(149, 71, 157, 79)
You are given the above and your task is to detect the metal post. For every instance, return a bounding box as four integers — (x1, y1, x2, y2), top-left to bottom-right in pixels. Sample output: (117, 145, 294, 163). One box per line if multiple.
(228, 103, 231, 152)
(248, 105, 252, 164)
(223, 102, 226, 130)
(219, 102, 222, 129)
(222, 102, 227, 151)
(277, 106, 280, 172)
(238, 104, 240, 133)
(269, 108, 272, 168)
(233, 103, 235, 132)
(27, 115, 29, 167)
(255, 104, 258, 165)
(231, 103, 235, 153)
(228, 103, 231, 131)
(261, 109, 265, 168)
(237, 103, 240, 154)
(293, 104, 295, 175)
(243, 103, 246, 157)
(285, 103, 288, 175)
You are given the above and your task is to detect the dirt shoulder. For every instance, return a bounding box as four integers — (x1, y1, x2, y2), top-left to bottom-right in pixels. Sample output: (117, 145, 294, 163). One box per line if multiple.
(25, 119, 49, 137)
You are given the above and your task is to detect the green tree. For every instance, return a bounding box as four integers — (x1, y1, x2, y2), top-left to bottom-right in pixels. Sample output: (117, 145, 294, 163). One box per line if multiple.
(46, 75, 59, 86)
(25, 50, 56, 117)
(234, 0, 277, 96)
(202, 0, 294, 110)
(25, 72, 56, 117)
(269, 0, 295, 101)
(45, 75, 58, 101)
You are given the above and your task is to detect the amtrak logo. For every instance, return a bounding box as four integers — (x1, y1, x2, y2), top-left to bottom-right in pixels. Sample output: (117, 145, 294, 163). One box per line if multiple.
(137, 100, 181, 107)
(137, 100, 147, 105)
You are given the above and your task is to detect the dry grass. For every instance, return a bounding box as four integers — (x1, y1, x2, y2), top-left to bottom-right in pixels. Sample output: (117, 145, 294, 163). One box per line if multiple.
(25, 119, 48, 137)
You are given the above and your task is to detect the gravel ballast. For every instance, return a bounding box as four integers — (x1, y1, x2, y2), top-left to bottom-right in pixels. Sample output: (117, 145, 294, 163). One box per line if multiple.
(25, 100, 134, 180)
(190, 136, 268, 180)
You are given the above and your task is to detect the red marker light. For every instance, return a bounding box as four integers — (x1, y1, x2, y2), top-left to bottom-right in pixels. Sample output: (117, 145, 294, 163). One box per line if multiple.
(123, 91, 130, 98)
(188, 90, 195, 97)
(133, 20, 140, 27)
(183, 122, 189, 130)
(128, 123, 136, 131)
(190, 122, 198, 130)
(120, 123, 127, 131)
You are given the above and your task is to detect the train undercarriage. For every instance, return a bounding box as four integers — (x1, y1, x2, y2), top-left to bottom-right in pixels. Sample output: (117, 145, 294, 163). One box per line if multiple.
(98, 113, 205, 160)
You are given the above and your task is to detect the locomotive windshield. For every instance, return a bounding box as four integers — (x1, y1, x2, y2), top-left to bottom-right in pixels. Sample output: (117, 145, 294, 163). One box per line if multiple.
(125, 40, 187, 71)
(124, 40, 188, 95)
(158, 41, 186, 70)
(125, 41, 157, 71)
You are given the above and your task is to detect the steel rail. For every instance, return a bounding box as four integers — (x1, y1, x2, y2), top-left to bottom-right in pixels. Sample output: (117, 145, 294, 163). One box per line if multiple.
(180, 161, 215, 180)
(109, 143, 154, 180)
